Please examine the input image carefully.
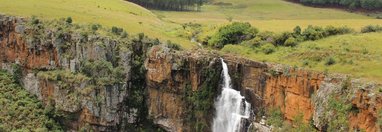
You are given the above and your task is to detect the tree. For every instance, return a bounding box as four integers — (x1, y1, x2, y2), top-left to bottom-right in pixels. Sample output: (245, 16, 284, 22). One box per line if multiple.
(297, 0, 382, 10)
(129, 0, 209, 11)
(208, 22, 258, 49)
(284, 37, 298, 47)
(66, 17, 72, 24)
(293, 26, 302, 35)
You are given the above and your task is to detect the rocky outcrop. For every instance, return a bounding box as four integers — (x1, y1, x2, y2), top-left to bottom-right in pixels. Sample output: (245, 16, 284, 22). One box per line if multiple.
(313, 76, 382, 131)
(264, 67, 324, 122)
(0, 16, 59, 70)
(0, 15, 155, 131)
(349, 87, 382, 132)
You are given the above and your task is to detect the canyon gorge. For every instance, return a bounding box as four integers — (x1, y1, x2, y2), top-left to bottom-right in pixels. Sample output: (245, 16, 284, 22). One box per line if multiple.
(1, 15, 382, 132)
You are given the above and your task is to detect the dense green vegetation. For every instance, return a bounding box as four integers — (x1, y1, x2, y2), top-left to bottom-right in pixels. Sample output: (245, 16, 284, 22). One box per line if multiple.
(294, 0, 382, 10)
(0, 70, 62, 131)
(265, 108, 316, 132)
(361, 25, 382, 33)
(129, 0, 208, 10)
(124, 32, 163, 131)
(215, 22, 382, 82)
(208, 22, 258, 48)
(80, 60, 125, 86)
(208, 22, 354, 49)
(326, 96, 352, 131)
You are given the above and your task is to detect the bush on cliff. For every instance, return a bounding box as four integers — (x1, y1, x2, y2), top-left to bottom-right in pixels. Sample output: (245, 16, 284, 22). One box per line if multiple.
(80, 60, 125, 86)
(266, 108, 284, 128)
(11, 64, 22, 84)
(326, 96, 351, 132)
(266, 108, 316, 132)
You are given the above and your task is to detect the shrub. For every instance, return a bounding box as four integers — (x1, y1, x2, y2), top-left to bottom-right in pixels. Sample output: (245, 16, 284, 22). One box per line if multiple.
(261, 43, 276, 54)
(12, 64, 22, 84)
(302, 25, 326, 41)
(302, 60, 309, 66)
(378, 110, 382, 126)
(208, 22, 258, 49)
(66, 17, 72, 24)
(111, 26, 124, 35)
(293, 26, 302, 35)
(31, 16, 40, 25)
(274, 32, 293, 46)
(241, 37, 263, 48)
(80, 60, 125, 86)
(121, 31, 128, 38)
(291, 113, 316, 132)
(166, 40, 182, 50)
(361, 25, 382, 33)
(327, 96, 351, 132)
(91, 24, 100, 31)
(325, 57, 336, 66)
(324, 26, 353, 36)
(284, 37, 298, 47)
(266, 108, 284, 127)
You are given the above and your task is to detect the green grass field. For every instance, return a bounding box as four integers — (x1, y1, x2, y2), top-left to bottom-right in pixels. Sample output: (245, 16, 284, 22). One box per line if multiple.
(154, 0, 382, 33)
(221, 32, 382, 82)
(154, 0, 382, 44)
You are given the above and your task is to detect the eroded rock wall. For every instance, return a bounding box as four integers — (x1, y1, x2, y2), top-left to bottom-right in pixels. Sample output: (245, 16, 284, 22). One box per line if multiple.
(2, 15, 382, 132)
(145, 45, 222, 132)
(0, 15, 155, 131)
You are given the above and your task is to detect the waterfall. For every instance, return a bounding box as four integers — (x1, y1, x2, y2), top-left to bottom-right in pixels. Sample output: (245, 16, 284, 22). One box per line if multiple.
(212, 58, 251, 132)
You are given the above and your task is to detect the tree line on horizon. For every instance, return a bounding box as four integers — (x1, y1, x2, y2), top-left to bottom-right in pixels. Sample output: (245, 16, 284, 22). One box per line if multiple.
(128, 0, 209, 11)
(294, 0, 382, 10)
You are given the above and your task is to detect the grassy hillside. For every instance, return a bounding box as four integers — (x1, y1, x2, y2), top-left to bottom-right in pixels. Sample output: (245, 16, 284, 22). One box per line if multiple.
(155, 0, 371, 20)
(221, 32, 382, 82)
(0, 0, 195, 48)
(1, 0, 381, 49)
(155, 0, 382, 35)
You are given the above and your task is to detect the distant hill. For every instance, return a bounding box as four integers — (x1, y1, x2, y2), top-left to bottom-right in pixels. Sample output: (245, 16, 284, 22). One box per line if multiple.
(128, 0, 208, 11)
(288, 0, 382, 11)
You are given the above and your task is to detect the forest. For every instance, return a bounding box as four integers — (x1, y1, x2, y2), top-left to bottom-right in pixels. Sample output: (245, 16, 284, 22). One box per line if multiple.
(128, 0, 209, 10)
(295, 0, 382, 10)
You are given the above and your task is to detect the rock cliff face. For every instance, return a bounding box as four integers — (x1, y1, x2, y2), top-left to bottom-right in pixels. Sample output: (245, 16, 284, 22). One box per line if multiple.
(1, 15, 382, 132)
(145, 46, 221, 131)
(0, 15, 158, 131)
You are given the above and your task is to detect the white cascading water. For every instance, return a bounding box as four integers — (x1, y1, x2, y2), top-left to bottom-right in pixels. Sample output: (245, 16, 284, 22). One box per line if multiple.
(212, 58, 251, 132)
